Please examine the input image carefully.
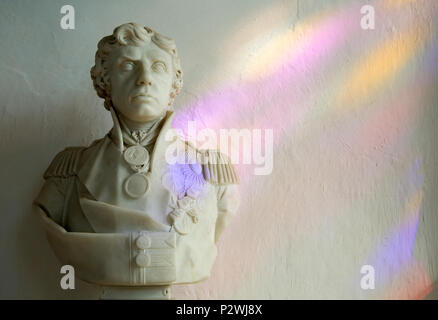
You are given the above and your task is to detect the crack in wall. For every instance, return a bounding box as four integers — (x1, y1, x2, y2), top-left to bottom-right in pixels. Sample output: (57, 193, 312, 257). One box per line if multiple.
(0, 65, 41, 97)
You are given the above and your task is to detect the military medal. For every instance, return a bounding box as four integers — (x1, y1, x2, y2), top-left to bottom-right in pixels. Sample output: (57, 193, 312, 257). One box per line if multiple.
(124, 172, 150, 198)
(123, 145, 151, 198)
(124, 145, 150, 167)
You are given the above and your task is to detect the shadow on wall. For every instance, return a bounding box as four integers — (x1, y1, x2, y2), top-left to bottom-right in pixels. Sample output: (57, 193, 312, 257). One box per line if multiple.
(1, 91, 102, 298)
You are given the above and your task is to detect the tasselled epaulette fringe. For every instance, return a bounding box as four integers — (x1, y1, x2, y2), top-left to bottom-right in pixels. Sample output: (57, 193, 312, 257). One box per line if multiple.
(43, 147, 84, 179)
(201, 150, 239, 185)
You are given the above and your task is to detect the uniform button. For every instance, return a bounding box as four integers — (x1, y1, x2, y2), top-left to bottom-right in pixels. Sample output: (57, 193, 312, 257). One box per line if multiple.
(136, 253, 151, 268)
(136, 235, 151, 249)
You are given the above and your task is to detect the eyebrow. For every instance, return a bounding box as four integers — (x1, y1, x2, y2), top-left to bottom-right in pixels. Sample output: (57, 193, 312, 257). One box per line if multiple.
(116, 53, 170, 64)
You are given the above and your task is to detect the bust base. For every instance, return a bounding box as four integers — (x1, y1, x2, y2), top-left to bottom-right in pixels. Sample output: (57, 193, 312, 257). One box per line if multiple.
(100, 285, 171, 300)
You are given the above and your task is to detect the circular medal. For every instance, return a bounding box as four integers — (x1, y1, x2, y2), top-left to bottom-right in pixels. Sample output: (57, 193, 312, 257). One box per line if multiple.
(124, 173, 150, 198)
(124, 145, 149, 166)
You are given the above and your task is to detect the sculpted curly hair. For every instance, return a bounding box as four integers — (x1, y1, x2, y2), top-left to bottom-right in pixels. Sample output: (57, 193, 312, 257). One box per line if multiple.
(90, 23, 183, 110)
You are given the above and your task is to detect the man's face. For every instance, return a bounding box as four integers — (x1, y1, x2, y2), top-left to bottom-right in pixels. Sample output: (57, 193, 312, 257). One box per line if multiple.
(109, 41, 174, 123)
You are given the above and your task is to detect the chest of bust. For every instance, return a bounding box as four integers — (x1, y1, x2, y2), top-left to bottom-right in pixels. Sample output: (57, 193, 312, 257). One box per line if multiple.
(76, 135, 175, 225)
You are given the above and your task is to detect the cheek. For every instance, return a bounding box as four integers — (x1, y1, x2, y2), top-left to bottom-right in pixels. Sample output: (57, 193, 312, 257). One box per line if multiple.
(155, 71, 173, 84)
(157, 75, 174, 92)
(111, 76, 131, 97)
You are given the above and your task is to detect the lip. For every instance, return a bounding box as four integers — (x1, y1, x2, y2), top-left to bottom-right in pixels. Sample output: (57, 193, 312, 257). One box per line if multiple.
(133, 93, 152, 98)
(132, 94, 155, 101)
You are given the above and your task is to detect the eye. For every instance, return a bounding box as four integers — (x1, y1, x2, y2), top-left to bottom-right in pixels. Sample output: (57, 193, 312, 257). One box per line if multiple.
(121, 61, 135, 71)
(152, 61, 167, 73)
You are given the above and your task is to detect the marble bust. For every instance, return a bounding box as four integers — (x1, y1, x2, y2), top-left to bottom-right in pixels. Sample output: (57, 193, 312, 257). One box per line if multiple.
(33, 23, 240, 300)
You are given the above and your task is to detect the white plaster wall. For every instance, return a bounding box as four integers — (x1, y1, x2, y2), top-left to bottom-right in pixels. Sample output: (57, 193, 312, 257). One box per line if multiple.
(0, 0, 437, 299)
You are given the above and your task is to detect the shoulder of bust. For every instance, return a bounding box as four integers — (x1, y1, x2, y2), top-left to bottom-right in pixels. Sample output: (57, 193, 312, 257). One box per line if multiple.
(176, 139, 239, 186)
(43, 137, 105, 179)
(43, 146, 87, 179)
(197, 148, 240, 186)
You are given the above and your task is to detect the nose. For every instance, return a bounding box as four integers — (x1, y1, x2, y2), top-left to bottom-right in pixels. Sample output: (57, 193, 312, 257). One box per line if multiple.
(136, 65, 152, 86)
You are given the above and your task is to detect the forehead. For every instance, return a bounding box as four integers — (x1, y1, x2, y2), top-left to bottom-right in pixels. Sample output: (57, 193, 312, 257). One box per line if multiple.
(109, 41, 172, 63)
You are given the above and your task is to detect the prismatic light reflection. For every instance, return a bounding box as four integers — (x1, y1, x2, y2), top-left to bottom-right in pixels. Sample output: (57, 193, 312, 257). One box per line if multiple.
(172, 0, 437, 298)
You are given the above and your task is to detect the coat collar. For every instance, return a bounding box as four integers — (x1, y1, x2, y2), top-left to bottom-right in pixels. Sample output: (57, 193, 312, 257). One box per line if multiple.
(77, 110, 180, 225)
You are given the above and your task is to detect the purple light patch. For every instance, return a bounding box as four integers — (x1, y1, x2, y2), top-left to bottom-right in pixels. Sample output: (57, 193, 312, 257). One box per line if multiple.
(162, 162, 206, 199)
(365, 158, 424, 289)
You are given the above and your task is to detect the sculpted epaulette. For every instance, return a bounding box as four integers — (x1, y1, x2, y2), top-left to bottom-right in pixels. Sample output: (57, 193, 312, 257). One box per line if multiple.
(200, 150, 239, 185)
(43, 147, 85, 179)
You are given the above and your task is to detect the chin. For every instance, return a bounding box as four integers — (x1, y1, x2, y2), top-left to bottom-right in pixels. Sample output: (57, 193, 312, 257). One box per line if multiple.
(128, 103, 165, 122)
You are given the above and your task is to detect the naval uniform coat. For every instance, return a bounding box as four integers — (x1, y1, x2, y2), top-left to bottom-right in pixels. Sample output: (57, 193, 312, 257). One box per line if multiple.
(33, 111, 240, 286)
